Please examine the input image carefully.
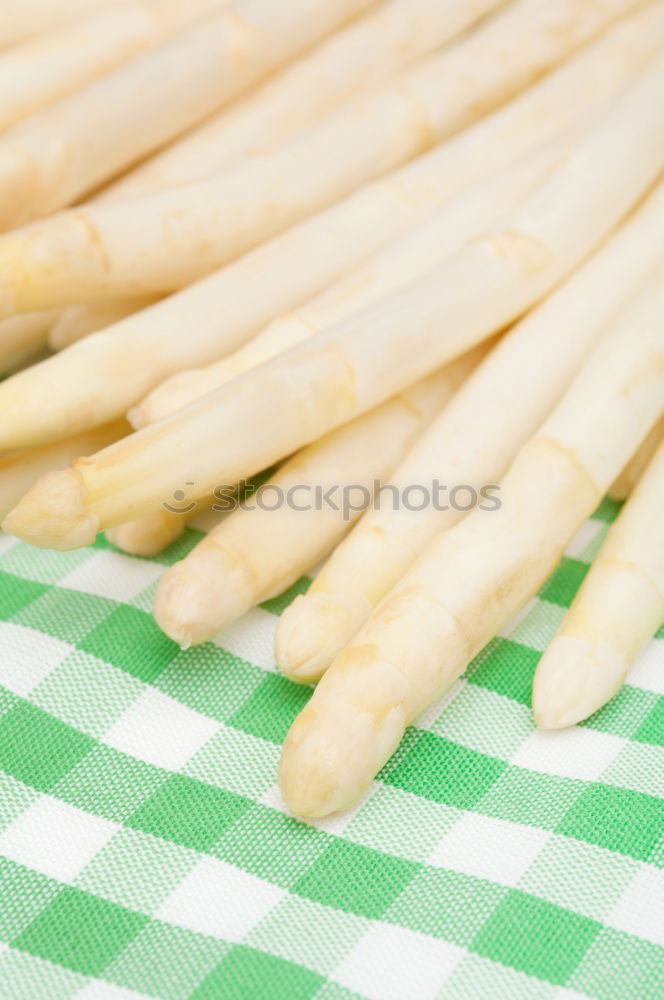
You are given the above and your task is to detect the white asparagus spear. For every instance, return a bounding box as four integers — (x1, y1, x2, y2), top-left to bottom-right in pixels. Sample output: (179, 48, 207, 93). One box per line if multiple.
(106, 0, 509, 199)
(153, 356, 481, 647)
(279, 273, 664, 818)
(0, 0, 375, 229)
(48, 298, 160, 350)
(0, 20, 657, 456)
(0, 310, 59, 373)
(0, 0, 227, 131)
(132, 133, 578, 425)
(5, 56, 663, 552)
(4, 60, 663, 551)
(101, 0, 664, 202)
(533, 439, 664, 728)
(0, 0, 118, 48)
(0, 0, 643, 311)
(276, 179, 664, 683)
(0, 421, 129, 521)
(608, 416, 663, 500)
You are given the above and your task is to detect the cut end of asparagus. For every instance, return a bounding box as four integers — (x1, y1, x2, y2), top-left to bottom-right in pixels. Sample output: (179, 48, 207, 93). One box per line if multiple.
(276, 591, 372, 684)
(153, 544, 254, 647)
(2, 467, 99, 550)
(279, 687, 406, 818)
(532, 635, 626, 729)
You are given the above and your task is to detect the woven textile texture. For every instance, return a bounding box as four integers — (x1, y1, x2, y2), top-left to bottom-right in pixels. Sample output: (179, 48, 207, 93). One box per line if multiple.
(0, 496, 662, 1000)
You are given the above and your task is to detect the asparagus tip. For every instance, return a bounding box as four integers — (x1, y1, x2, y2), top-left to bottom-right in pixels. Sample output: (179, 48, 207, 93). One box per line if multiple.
(532, 635, 626, 729)
(276, 591, 371, 684)
(153, 546, 253, 646)
(279, 688, 405, 818)
(2, 466, 99, 550)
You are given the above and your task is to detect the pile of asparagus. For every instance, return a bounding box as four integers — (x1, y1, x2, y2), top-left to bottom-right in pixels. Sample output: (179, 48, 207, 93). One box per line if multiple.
(0, 0, 662, 818)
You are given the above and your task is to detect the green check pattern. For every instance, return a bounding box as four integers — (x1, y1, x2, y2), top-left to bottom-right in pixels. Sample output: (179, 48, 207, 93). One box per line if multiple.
(0, 497, 662, 1000)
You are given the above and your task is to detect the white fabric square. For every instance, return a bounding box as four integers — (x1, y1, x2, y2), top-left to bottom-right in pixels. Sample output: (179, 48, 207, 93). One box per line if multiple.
(0, 534, 18, 556)
(628, 640, 664, 695)
(213, 606, 278, 672)
(335, 923, 463, 1000)
(416, 679, 467, 731)
(499, 597, 537, 638)
(0, 797, 118, 882)
(606, 864, 664, 946)
(76, 983, 155, 1000)
(259, 782, 380, 835)
(157, 856, 285, 940)
(511, 726, 625, 781)
(427, 814, 549, 886)
(0, 622, 72, 696)
(59, 549, 163, 603)
(104, 688, 219, 770)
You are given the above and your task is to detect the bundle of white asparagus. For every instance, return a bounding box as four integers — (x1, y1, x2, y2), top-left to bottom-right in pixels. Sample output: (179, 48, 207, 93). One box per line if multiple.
(0, 0, 662, 819)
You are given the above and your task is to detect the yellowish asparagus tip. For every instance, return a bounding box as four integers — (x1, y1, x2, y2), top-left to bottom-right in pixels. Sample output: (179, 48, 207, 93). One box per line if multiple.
(276, 592, 372, 684)
(532, 636, 626, 729)
(2, 467, 99, 550)
(153, 545, 254, 648)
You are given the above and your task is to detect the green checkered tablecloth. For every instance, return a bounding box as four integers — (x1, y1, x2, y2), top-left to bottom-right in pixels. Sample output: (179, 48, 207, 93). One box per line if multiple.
(0, 496, 662, 1000)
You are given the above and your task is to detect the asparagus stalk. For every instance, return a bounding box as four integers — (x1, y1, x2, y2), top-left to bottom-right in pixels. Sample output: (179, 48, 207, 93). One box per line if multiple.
(608, 417, 663, 500)
(276, 179, 664, 683)
(0, 17, 637, 455)
(533, 439, 664, 729)
(48, 298, 160, 350)
(132, 135, 572, 426)
(4, 57, 662, 551)
(153, 358, 481, 647)
(0, 0, 375, 228)
(279, 271, 664, 818)
(0, 0, 643, 310)
(0, 0, 227, 130)
(0, 310, 59, 373)
(0, 0, 117, 48)
(0, 421, 128, 521)
(107, 0, 509, 199)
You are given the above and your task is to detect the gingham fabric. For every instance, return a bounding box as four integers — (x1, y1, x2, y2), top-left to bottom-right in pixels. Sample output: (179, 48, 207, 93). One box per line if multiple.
(0, 497, 662, 1000)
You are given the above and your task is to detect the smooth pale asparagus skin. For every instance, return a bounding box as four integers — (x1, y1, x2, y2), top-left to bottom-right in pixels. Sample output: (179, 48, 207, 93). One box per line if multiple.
(0, 310, 59, 373)
(608, 416, 663, 501)
(152, 357, 481, 647)
(279, 272, 664, 818)
(107, 0, 509, 199)
(0, 0, 118, 47)
(276, 177, 664, 683)
(0, 0, 375, 229)
(0, 421, 129, 521)
(0, 0, 646, 311)
(0, 6, 658, 453)
(4, 55, 663, 551)
(133, 135, 569, 425)
(48, 298, 160, 350)
(0, 0, 228, 131)
(533, 439, 664, 729)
